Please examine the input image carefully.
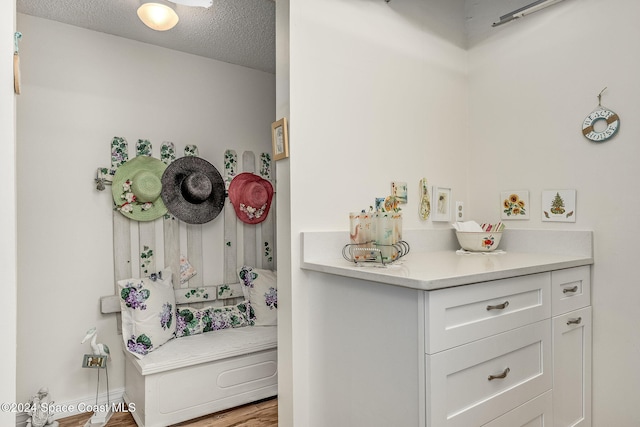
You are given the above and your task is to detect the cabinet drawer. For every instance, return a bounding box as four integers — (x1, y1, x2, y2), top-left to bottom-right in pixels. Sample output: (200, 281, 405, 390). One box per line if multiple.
(425, 273, 551, 354)
(482, 391, 553, 427)
(427, 321, 552, 427)
(551, 266, 590, 316)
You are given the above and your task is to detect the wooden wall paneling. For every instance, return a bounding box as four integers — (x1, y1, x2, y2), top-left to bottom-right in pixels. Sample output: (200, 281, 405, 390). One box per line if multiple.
(216, 282, 244, 300)
(102, 143, 276, 318)
(224, 150, 238, 285)
(181, 145, 206, 305)
(136, 139, 152, 157)
(160, 141, 176, 165)
(111, 137, 130, 333)
(242, 151, 257, 268)
(259, 153, 275, 271)
(111, 136, 129, 169)
(138, 221, 156, 277)
(174, 285, 219, 305)
(134, 142, 155, 278)
(163, 217, 181, 289)
(185, 144, 199, 157)
(112, 213, 131, 333)
(187, 224, 206, 307)
(161, 142, 180, 289)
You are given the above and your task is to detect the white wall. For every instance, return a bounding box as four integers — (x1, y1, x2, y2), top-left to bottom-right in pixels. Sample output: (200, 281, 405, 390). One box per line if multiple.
(285, 0, 468, 425)
(466, 0, 640, 424)
(13, 0, 640, 425)
(1, 0, 18, 425)
(283, 0, 640, 425)
(274, 0, 292, 424)
(15, 13, 274, 409)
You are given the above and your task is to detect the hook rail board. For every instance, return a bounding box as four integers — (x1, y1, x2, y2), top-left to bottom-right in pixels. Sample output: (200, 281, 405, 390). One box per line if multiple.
(99, 137, 276, 315)
(96, 137, 278, 427)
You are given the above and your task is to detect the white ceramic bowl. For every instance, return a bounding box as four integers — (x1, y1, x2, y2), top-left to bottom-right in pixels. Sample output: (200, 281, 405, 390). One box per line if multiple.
(455, 231, 503, 252)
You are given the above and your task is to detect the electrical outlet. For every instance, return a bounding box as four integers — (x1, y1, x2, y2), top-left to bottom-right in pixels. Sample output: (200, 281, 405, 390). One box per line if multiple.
(455, 201, 464, 221)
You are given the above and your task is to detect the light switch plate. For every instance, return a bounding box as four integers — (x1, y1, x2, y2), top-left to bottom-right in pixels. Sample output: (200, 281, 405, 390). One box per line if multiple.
(455, 201, 464, 221)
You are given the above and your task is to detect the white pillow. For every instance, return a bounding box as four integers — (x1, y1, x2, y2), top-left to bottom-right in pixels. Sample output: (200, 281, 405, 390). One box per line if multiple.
(238, 266, 277, 326)
(118, 269, 175, 358)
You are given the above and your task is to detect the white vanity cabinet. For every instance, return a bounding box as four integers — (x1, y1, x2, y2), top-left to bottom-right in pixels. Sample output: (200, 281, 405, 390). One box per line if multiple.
(424, 272, 553, 426)
(300, 229, 594, 427)
(423, 266, 591, 427)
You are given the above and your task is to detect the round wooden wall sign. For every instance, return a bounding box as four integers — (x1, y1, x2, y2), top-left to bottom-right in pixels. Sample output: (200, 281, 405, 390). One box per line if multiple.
(582, 107, 619, 142)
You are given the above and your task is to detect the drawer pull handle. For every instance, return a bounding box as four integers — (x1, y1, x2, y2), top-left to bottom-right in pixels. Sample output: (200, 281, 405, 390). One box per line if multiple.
(563, 285, 579, 294)
(486, 301, 509, 311)
(567, 317, 582, 326)
(488, 367, 510, 381)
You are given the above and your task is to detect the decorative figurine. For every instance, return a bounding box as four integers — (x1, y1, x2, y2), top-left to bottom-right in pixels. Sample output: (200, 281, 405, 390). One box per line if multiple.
(81, 327, 114, 426)
(81, 327, 110, 357)
(26, 387, 59, 427)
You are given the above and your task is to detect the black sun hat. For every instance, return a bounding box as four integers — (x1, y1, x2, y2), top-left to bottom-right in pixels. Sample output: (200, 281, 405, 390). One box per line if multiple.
(160, 156, 226, 224)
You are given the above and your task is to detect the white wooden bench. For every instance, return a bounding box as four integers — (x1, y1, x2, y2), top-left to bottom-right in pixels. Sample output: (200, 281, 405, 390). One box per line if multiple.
(101, 284, 278, 427)
(123, 331, 276, 426)
(98, 141, 277, 427)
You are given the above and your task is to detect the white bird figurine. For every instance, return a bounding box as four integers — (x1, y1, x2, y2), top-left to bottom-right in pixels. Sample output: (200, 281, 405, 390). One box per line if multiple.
(82, 327, 110, 357)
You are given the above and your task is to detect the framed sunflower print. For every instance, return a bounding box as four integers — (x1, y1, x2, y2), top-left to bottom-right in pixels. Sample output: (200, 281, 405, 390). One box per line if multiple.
(501, 191, 529, 220)
(271, 117, 289, 161)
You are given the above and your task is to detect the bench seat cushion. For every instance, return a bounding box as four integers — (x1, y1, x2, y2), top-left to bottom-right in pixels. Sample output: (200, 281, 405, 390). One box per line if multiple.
(126, 325, 277, 376)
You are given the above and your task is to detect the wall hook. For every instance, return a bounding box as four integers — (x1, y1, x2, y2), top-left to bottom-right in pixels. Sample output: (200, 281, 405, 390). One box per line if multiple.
(95, 169, 113, 191)
(96, 178, 106, 191)
(597, 87, 607, 106)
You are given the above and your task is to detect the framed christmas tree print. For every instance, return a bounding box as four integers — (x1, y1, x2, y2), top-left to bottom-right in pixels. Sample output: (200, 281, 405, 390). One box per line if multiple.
(542, 190, 576, 222)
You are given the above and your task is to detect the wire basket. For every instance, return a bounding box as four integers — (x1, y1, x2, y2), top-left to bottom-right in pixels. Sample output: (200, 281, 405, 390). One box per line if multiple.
(342, 240, 410, 265)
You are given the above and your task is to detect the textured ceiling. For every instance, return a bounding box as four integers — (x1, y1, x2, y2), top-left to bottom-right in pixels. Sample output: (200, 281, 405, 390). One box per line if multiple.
(16, 0, 276, 74)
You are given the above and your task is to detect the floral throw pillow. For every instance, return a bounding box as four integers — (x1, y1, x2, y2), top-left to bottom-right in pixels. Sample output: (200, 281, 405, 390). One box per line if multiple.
(175, 306, 203, 337)
(238, 266, 277, 326)
(118, 269, 175, 358)
(203, 304, 250, 332)
(175, 302, 251, 338)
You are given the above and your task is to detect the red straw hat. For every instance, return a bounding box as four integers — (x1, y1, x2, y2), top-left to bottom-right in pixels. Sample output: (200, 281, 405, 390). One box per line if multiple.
(228, 173, 274, 224)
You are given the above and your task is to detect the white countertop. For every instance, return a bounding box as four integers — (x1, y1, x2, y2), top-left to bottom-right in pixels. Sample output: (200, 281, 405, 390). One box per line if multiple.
(302, 250, 592, 291)
(301, 229, 594, 291)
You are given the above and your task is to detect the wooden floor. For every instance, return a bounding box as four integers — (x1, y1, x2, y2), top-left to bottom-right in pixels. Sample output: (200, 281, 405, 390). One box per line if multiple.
(57, 398, 277, 427)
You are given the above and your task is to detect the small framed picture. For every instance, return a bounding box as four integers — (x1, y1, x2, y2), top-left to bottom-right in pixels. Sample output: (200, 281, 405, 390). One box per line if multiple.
(271, 117, 289, 161)
(432, 186, 451, 222)
(542, 190, 576, 222)
(392, 182, 408, 204)
(500, 190, 530, 220)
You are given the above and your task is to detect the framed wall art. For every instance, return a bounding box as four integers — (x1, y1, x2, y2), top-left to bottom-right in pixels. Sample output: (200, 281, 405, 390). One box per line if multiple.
(392, 181, 408, 204)
(542, 189, 576, 222)
(432, 186, 451, 222)
(500, 190, 530, 220)
(271, 117, 289, 161)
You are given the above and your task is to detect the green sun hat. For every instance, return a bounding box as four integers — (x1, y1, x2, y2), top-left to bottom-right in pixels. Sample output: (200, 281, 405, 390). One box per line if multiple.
(112, 156, 168, 221)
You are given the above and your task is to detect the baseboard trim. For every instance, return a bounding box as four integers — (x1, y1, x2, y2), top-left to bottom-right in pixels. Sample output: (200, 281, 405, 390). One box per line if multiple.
(15, 387, 125, 427)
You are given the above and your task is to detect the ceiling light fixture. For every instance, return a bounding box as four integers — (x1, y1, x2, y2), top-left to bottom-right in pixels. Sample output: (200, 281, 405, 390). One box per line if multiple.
(492, 0, 566, 27)
(137, 1, 180, 31)
(137, 0, 213, 32)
